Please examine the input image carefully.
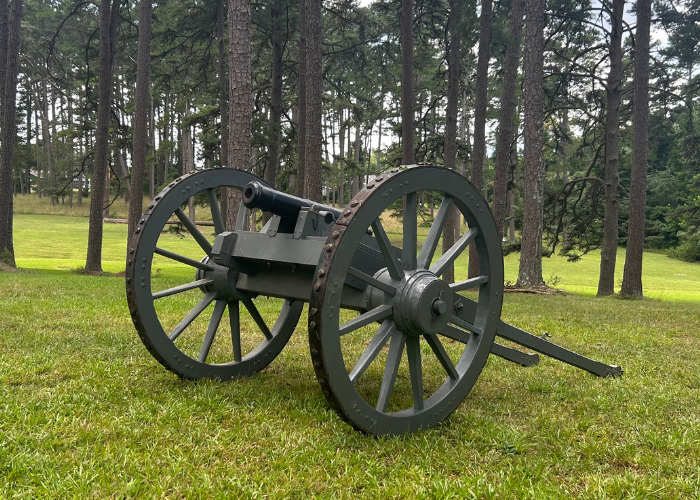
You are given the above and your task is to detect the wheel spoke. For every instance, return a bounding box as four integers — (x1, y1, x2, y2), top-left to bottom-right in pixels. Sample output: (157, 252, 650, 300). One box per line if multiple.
(339, 304, 393, 337)
(440, 324, 472, 344)
(235, 201, 248, 231)
(348, 321, 395, 384)
(430, 227, 478, 277)
(450, 275, 489, 292)
(208, 188, 225, 235)
(229, 300, 241, 362)
(169, 291, 217, 341)
(198, 299, 227, 362)
(152, 279, 213, 299)
(449, 315, 483, 335)
(425, 334, 459, 380)
(155, 247, 214, 271)
(243, 299, 272, 340)
(376, 331, 406, 413)
(402, 193, 418, 271)
(405, 336, 424, 410)
(175, 208, 213, 255)
(417, 196, 454, 270)
(347, 267, 397, 295)
(371, 219, 403, 281)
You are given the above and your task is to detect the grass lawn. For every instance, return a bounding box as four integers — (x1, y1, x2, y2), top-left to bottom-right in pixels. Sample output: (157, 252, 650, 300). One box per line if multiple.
(2, 206, 700, 498)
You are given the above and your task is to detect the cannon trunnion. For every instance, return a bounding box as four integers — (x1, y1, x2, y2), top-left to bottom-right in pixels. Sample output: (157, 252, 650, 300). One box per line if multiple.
(126, 166, 621, 436)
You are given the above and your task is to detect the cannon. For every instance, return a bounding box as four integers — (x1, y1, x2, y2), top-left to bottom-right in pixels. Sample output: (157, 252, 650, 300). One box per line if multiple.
(126, 165, 621, 435)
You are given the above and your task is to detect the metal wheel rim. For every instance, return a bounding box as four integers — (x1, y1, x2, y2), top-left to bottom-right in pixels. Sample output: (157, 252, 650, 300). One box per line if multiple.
(126, 168, 302, 380)
(309, 166, 504, 435)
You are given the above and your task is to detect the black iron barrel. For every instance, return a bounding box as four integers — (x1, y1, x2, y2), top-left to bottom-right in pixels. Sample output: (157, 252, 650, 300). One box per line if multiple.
(242, 181, 341, 224)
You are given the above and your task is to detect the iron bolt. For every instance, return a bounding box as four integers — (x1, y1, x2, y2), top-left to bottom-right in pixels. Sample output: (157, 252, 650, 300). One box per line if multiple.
(432, 299, 448, 316)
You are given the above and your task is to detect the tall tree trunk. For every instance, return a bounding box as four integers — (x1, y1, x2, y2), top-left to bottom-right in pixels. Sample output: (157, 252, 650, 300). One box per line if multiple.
(492, 0, 524, 240)
(621, 0, 650, 297)
(128, 0, 151, 243)
(597, 0, 624, 296)
(266, 0, 283, 191)
(218, 0, 229, 170)
(304, 0, 323, 201)
(508, 122, 518, 243)
(182, 98, 196, 220)
(224, 0, 253, 229)
(516, 0, 545, 287)
(25, 89, 32, 195)
(217, 0, 229, 219)
(85, 0, 119, 273)
(469, 0, 492, 279)
(441, 0, 462, 284)
(67, 98, 73, 207)
(401, 0, 415, 165)
(376, 115, 382, 174)
(296, 0, 307, 197)
(77, 132, 83, 206)
(560, 107, 569, 247)
(0, 0, 23, 267)
(148, 92, 155, 199)
(352, 123, 361, 196)
(38, 80, 56, 205)
(338, 108, 345, 206)
(459, 97, 469, 226)
(0, 0, 8, 132)
(35, 103, 42, 198)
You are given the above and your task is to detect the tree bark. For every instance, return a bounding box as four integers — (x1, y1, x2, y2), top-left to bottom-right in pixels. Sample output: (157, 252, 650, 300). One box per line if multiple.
(25, 90, 32, 195)
(0, 0, 23, 267)
(516, 0, 545, 287)
(401, 0, 415, 165)
(469, 0, 492, 279)
(338, 108, 346, 207)
(492, 0, 524, 240)
(597, 0, 624, 296)
(621, 0, 650, 297)
(296, 0, 307, 197)
(265, 0, 283, 191)
(0, 0, 8, 129)
(127, 0, 151, 244)
(182, 100, 195, 220)
(304, 0, 323, 201)
(223, 0, 253, 230)
(39, 79, 56, 205)
(353, 123, 361, 196)
(441, 0, 462, 284)
(85, 0, 119, 273)
(218, 0, 229, 170)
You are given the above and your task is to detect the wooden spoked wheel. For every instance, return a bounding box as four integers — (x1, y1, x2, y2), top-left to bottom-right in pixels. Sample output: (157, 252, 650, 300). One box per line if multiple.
(308, 166, 504, 435)
(126, 169, 302, 380)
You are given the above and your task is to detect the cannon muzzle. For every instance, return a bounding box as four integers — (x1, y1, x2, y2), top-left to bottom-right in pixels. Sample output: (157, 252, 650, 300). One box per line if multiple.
(243, 181, 340, 226)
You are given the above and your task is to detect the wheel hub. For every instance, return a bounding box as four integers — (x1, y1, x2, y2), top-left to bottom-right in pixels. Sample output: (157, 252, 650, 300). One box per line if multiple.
(195, 258, 249, 301)
(393, 270, 453, 336)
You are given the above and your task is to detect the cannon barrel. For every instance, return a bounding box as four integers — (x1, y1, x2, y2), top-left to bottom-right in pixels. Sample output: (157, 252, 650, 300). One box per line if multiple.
(243, 181, 341, 224)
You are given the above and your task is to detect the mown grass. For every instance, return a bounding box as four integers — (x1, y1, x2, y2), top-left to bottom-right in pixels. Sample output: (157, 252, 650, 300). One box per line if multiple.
(2, 205, 700, 498)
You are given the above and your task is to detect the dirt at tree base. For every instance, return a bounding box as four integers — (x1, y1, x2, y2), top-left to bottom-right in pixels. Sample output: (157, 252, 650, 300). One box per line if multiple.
(75, 268, 126, 277)
(504, 284, 564, 295)
(0, 263, 21, 273)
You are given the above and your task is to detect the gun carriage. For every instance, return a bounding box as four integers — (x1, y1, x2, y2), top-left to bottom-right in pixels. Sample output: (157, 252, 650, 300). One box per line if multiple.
(126, 165, 621, 436)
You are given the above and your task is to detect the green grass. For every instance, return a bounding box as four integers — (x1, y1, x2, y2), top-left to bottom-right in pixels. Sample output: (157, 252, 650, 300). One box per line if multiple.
(2, 207, 700, 498)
